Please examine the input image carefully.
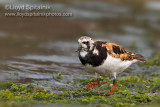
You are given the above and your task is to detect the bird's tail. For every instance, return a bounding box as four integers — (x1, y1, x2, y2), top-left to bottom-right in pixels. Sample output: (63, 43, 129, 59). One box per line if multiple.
(133, 54, 145, 61)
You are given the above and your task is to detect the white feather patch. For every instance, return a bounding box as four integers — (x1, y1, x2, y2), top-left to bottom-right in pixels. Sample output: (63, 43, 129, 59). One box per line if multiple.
(80, 51, 88, 58)
(93, 48, 99, 55)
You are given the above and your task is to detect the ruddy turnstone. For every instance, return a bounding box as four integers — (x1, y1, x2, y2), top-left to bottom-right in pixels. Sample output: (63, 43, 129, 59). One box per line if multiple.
(77, 36, 145, 94)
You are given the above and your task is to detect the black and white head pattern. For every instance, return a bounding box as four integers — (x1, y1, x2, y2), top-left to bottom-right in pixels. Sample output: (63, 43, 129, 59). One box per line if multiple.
(78, 36, 107, 67)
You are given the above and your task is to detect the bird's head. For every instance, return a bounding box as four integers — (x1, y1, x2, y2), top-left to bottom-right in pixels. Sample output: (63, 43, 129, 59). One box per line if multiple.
(77, 36, 94, 52)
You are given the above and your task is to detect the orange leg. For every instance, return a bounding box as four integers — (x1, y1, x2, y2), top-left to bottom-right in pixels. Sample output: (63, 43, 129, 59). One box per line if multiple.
(109, 79, 117, 94)
(84, 78, 100, 89)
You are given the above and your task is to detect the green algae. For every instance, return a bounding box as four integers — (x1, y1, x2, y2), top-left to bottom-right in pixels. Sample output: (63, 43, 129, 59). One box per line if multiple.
(1, 52, 160, 106)
(0, 74, 160, 107)
(56, 72, 62, 80)
(145, 54, 160, 67)
(0, 82, 12, 90)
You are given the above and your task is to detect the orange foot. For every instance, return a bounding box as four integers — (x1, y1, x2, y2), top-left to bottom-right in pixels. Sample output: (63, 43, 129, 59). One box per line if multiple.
(84, 79, 100, 89)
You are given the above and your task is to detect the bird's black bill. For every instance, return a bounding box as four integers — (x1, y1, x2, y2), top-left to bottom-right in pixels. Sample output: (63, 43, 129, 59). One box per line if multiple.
(75, 46, 82, 52)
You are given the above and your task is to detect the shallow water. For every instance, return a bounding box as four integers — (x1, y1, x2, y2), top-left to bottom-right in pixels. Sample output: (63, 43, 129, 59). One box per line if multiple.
(0, 0, 160, 92)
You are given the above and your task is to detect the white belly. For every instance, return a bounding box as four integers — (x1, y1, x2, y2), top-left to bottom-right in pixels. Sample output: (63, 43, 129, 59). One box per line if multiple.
(86, 54, 137, 75)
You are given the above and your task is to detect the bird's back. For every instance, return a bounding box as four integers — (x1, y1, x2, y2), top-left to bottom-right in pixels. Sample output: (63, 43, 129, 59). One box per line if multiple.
(101, 42, 145, 62)
(95, 42, 145, 74)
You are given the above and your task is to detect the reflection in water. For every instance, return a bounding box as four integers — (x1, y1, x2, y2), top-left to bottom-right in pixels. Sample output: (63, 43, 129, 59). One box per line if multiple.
(0, 0, 160, 92)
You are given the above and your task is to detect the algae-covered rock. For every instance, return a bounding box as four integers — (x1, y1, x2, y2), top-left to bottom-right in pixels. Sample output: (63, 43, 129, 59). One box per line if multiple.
(0, 74, 160, 107)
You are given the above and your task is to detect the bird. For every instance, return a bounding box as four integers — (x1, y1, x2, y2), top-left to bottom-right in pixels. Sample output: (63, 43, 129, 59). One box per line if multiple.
(77, 36, 145, 94)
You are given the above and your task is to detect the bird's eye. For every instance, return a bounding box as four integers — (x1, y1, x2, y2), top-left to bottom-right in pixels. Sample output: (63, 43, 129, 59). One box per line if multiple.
(82, 41, 89, 44)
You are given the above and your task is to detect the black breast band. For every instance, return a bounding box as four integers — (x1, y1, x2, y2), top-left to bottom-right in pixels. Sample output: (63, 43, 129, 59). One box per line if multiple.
(79, 41, 107, 67)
